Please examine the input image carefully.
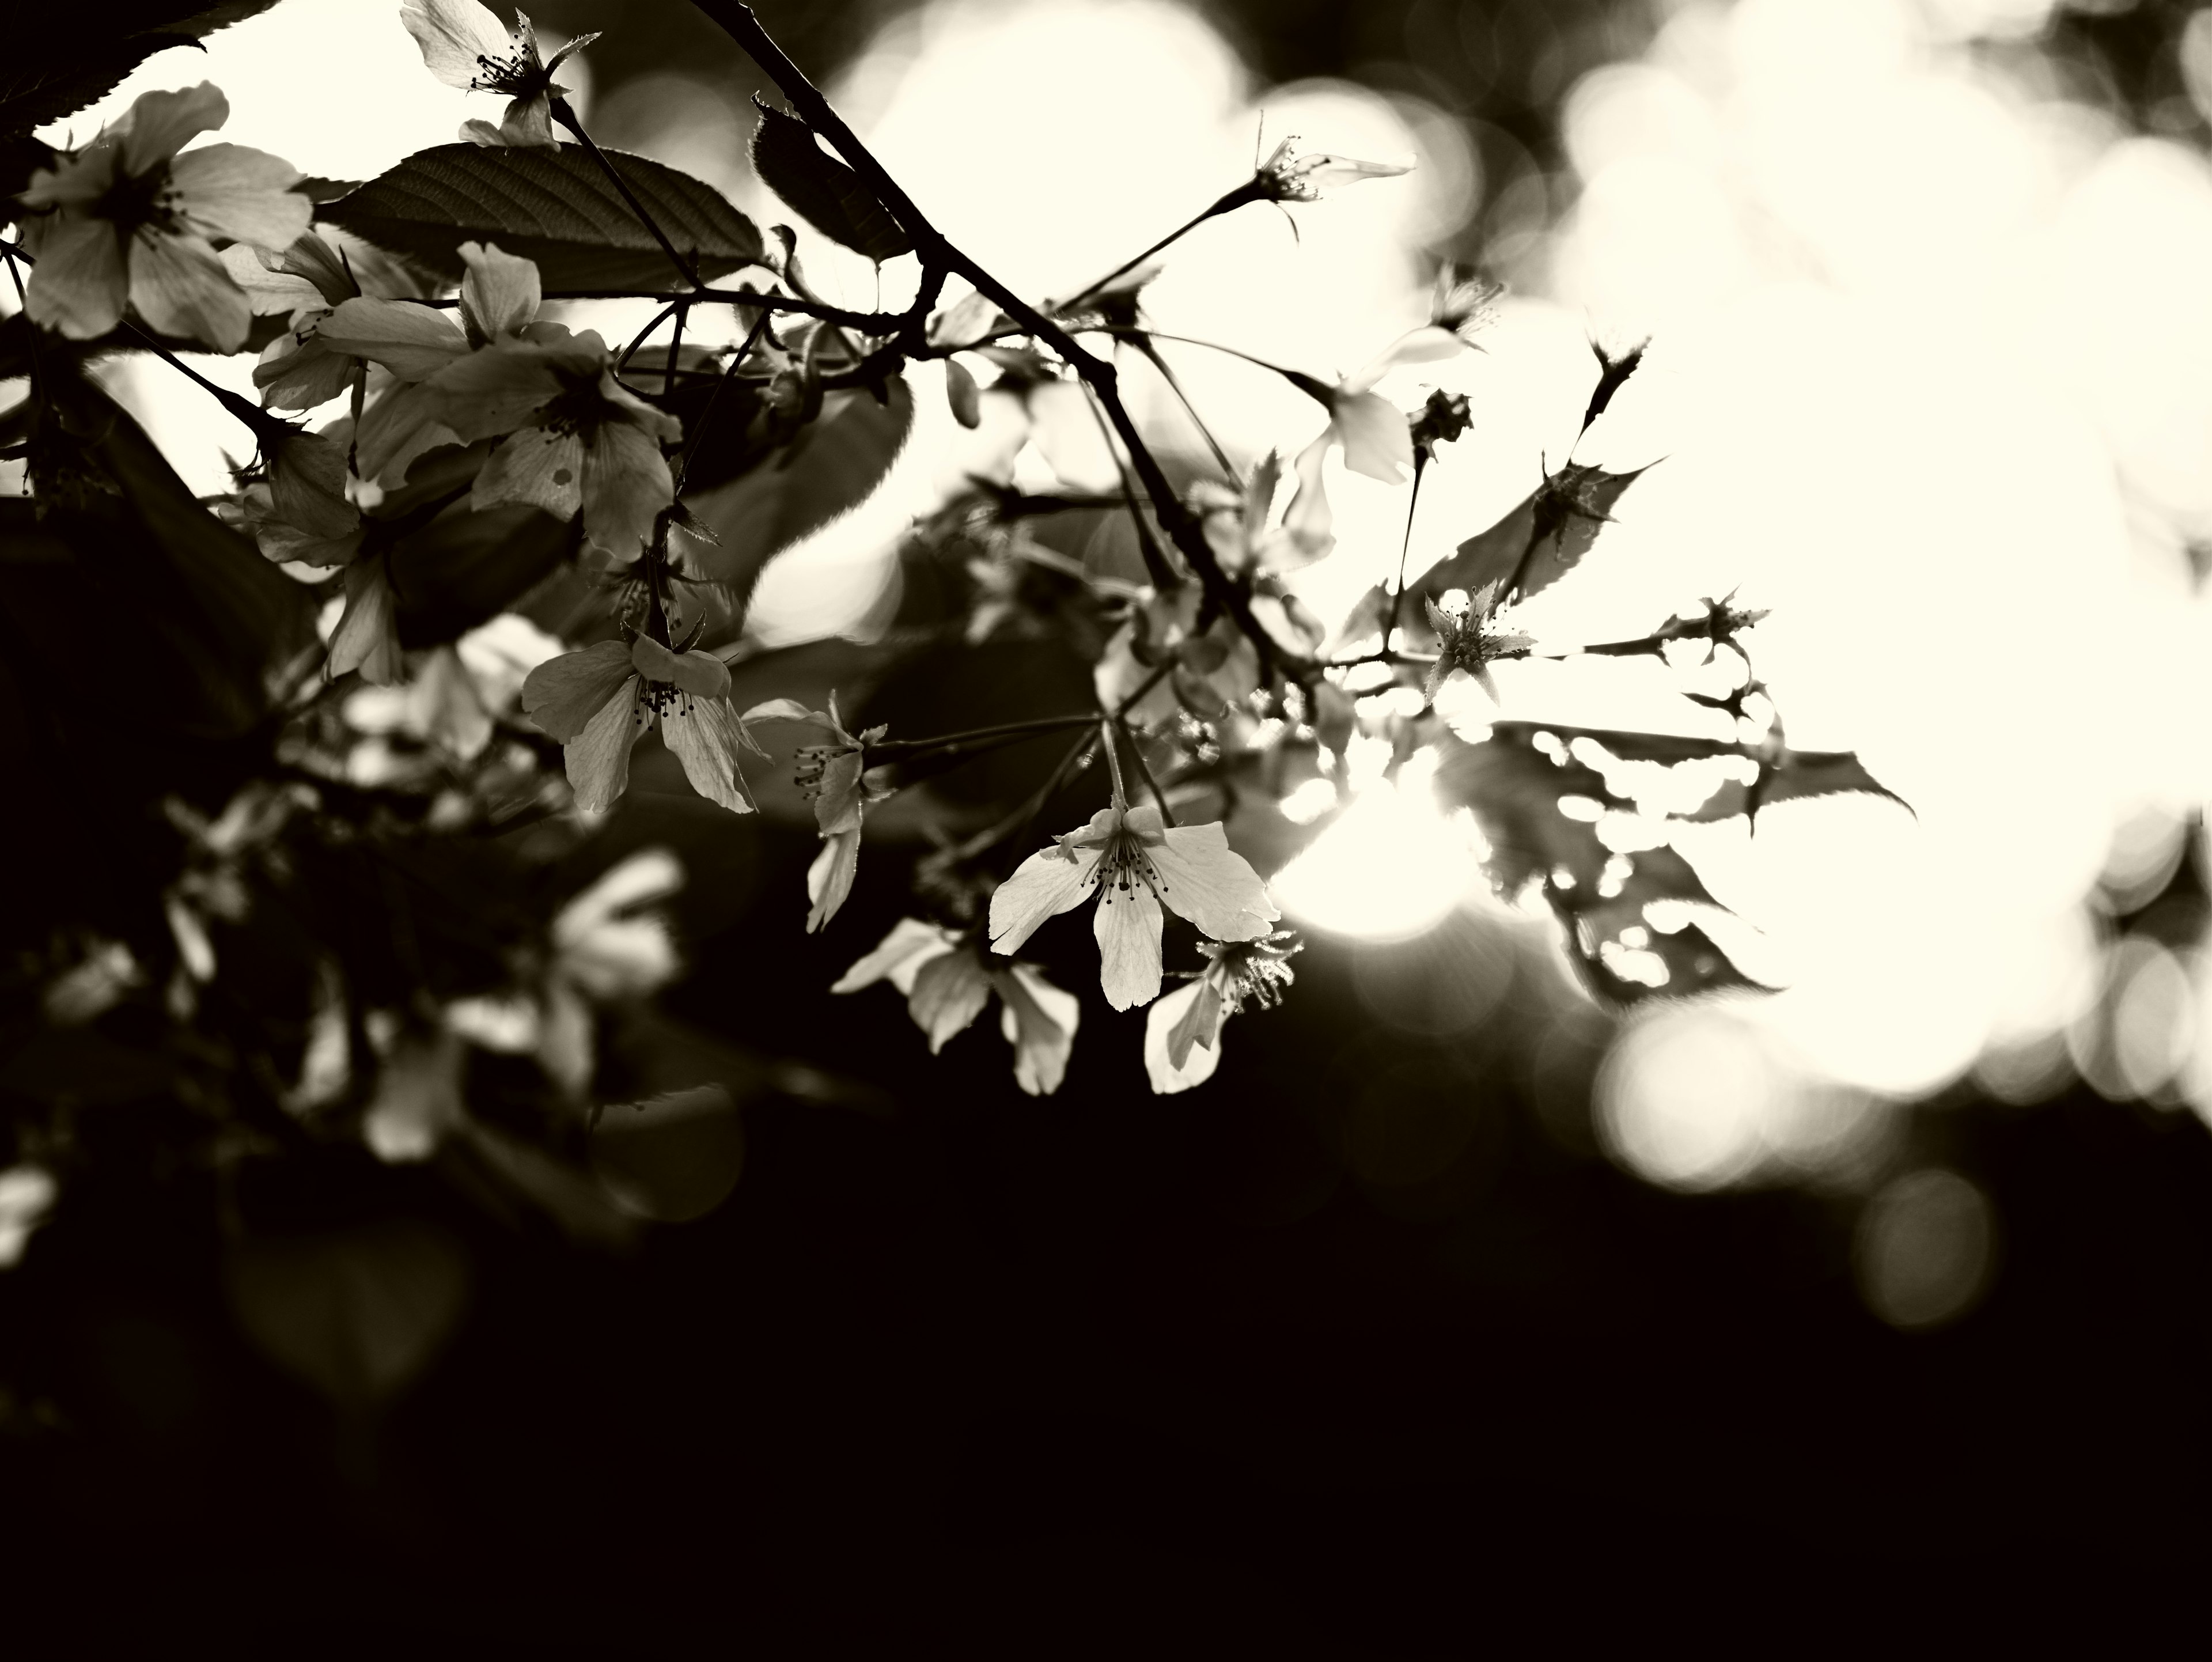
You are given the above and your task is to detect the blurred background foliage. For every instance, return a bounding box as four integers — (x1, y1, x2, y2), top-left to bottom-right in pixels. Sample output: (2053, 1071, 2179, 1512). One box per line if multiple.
(7, 0, 2212, 1645)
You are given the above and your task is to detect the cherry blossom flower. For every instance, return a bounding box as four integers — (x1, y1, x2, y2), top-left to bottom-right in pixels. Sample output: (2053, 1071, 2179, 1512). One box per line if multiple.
(1253, 137, 1411, 203)
(1143, 931, 1300, 1094)
(316, 240, 542, 484)
(222, 232, 423, 413)
(14, 84, 309, 350)
(834, 918, 1080, 1095)
(990, 796, 1279, 1011)
(1423, 580, 1532, 704)
(743, 695, 892, 932)
(400, 0, 596, 148)
(541, 846, 682, 1091)
(521, 635, 759, 814)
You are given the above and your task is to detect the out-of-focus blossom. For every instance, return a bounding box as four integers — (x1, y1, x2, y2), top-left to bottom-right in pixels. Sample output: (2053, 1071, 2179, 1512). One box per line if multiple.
(362, 1025, 465, 1162)
(400, 0, 596, 148)
(834, 917, 1080, 1095)
(744, 695, 893, 932)
(16, 84, 309, 350)
(1253, 136, 1411, 203)
(522, 635, 759, 814)
(990, 796, 1279, 1010)
(1143, 930, 1300, 1093)
(537, 846, 683, 1091)
(0, 1167, 59, 1270)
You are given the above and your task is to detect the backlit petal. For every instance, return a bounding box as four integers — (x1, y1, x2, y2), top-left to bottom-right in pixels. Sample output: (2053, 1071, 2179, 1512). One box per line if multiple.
(167, 143, 308, 245)
(19, 146, 117, 210)
(457, 241, 540, 344)
(317, 297, 469, 381)
(988, 840, 1100, 956)
(1346, 324, 1463, 394)
(117, 84, 229, 176)
(1094, 880, 1164, 1010)
(499, 94, 558, 149)
(402, 0, 514, 89)
(473, 425, 582, 520)
(430, 340, 565, 439)
(1149, 821, 1279, 942)
(521, 639, 634, 740)
(630, 635, 729, 701)
(580, 417, 675, 559)
(1281, 432, 1335, 562)
(255, 328, 359, 412)
(660, 696, 756, 815)
(22, 215, 128, 339)
(1331, 388, 1412, 484)
(356, 379, 460, 483)
(219, 243, 325, 317)
(564, 675, 645, 811)
(995, 965, 1078, 1096)
(128, 229, 251, 351)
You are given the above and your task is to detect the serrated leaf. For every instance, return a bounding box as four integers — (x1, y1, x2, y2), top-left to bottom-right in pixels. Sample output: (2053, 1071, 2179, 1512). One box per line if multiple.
(1419, 461, 1648, 607)
(323, 143, 766, 290)
(682, 377, 915, 603)
(749, 101, 913, 263)
(1685, 746, 1910, 824)
(5, 5, 282, 139)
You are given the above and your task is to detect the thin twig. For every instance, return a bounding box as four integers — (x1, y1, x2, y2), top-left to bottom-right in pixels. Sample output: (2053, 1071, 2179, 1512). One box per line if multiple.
(551, 97, 703, 291)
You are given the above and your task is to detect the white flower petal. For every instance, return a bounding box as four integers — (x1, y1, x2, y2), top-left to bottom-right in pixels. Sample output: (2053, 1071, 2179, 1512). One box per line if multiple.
(168, 143, 307, 246)
(1143, 980, 1224, 1095)
(832, 918, 958, 995)
(127, 229, 250, 351)
(474, 424, 583, 521)
(430, 340, 568, 439)
(581, 417, 675, 559)
(1331, 388, 1412, 483)
(996, 964, 1079, 1096)
(458, 241, 541, 343)
(1094, 880, 1164, 1010)
(631, 635, 729, 701)
(554, 846, 684, 949)
(219, 243, 326, 318)
(401, 0, 516, 89)
(116, 84, 229, 176)
(660, 696, 756, 815)
(805, 830, 859, 933)
(906, 949, 994, 1053)
(563, 674, 645, 811)
(988, 841, 1101, 956)
(521, 639, 634, 740)
(22, 214, 128, 340)
(328, 556, 403, 684)
(1149, 821, 1278, 942)
(318, 297, 470, 381)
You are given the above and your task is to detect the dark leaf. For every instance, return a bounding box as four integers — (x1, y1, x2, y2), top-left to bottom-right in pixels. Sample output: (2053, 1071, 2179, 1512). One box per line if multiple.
(390, 497, 579, 649)
(1419, 461, 1649, 607)
(749, 100, 914, 263)
(1686, 746, 1911, 824)
(323, 143, 766, 290)
(4, 5, 281, 139)
(683, 376, 915, 603)
(1434, 726, 1760, 1006)
(589, 1084, 747, 1224)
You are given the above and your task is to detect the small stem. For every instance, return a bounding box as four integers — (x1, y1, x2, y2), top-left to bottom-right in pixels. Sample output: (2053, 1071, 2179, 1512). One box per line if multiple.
(1119, 719, 1177, 824)
(1099, 717, 1128, 802)
(866, 712, 1100, 759)
(616, 301, 681, 376)
(550, 97, 703, 291)
(1058, 183, 1262, 311)
(1387, 449, 1429, 654)
(1075, 379, 1175, 589)
(666, 302, 689, 397)
(1128, 336, 1236, 480)
(673, 305, 772, 494)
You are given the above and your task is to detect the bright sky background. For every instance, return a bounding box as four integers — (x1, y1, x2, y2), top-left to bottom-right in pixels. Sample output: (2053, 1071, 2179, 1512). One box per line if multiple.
(13, 0, 2212, 1194)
